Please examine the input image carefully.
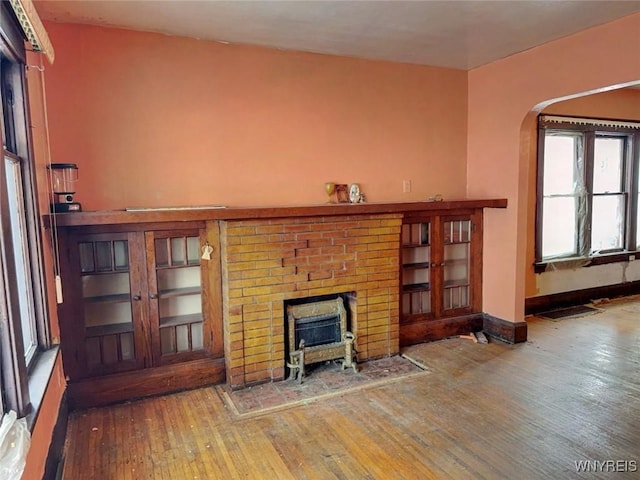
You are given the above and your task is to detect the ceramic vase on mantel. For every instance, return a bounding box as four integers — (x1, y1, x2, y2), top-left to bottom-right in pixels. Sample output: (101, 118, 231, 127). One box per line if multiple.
(349, 183, 361, 203)
(324, 182, 336, 203)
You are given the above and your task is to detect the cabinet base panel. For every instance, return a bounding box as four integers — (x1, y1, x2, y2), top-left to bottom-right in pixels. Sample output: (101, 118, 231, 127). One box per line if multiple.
(482, 314, 528, 344)
(399, 313, 528, 346)
(399, 314, 484, 346)
(67, 357, 225, 409)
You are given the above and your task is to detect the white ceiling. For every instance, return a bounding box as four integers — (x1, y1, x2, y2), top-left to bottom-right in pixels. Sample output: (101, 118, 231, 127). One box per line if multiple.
(33, 0, 640, 70)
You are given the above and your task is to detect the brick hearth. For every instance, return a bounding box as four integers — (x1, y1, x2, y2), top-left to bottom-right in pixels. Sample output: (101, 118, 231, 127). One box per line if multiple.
(221, 213, 402, 388)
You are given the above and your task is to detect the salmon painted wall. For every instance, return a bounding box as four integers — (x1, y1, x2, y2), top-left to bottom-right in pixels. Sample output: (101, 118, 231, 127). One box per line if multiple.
(526, 88, 640, 298)
(542, 88, 640, 119)
(42, 22, 468, 210)
(468, 13, 640, 322)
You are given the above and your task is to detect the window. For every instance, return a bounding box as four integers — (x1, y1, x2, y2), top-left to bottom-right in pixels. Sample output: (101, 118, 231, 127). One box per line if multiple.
(536, 115, 640, 263)
(1, 4, 50, 417)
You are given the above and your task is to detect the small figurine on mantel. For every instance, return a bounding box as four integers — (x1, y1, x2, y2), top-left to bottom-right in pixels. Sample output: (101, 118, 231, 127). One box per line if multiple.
(427, 194, 444, 202)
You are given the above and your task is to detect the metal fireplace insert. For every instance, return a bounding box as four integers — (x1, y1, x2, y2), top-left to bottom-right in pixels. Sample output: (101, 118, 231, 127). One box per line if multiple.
(286, 297, 357, 382)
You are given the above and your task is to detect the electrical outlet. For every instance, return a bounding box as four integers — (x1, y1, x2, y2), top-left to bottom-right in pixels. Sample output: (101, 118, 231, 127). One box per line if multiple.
(629, 255, 636, 262)
(403, 180, 411, 193)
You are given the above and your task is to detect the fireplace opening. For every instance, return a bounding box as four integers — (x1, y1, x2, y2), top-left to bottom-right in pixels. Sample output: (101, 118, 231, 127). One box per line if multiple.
(284, 292, 357, 381)
(294, 313, 341, 348)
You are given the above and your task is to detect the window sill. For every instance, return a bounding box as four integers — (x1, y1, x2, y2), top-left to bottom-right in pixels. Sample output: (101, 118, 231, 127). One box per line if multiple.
(25, 346, 60, 432)
(534, 251, 639, 273)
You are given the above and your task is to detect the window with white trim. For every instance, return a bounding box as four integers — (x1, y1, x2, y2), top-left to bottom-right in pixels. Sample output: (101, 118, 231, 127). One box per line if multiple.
(536, 115, 640, 263)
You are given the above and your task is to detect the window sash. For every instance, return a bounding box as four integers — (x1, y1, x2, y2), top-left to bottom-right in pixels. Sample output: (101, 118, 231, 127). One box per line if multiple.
(541, 195, 581, 258)
(590, 193, 626, 253)
(5, 154, 38, 364)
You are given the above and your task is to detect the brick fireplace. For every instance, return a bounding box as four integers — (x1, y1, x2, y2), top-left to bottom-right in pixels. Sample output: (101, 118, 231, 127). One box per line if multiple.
(220, 213, 403, 389)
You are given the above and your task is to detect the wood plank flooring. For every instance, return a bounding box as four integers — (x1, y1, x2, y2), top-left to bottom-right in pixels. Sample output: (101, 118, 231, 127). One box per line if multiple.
(61, 297, 640, 479)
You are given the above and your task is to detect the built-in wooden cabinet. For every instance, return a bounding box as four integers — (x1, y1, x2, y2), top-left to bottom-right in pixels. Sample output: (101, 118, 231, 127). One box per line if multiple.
(57, 222, 224, 408)
(400, 210, 483, 345)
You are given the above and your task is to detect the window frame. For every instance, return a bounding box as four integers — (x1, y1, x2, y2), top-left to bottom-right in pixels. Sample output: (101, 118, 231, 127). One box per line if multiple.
(1, 2, 51, 417)
(536, 115, 640, 268)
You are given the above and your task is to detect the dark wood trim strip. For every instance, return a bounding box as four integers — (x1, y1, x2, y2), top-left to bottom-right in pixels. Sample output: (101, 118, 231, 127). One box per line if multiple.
(43, 391, 68, 480)
(525, 281, 640, 315)
(43, 199, 508, 228)
(483, 314, 528, 344)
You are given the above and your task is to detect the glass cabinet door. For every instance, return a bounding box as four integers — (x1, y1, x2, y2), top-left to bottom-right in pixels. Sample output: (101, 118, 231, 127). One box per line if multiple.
(78, 235, 139, 374)
(401, 221, 432, 321)
(148, 231, 206, 363)
(442, 219, 471, 312)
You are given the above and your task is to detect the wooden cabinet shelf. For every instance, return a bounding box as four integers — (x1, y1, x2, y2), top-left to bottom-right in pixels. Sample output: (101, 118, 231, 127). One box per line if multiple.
(403, 283, 431, 292)
(159, 313, 203, 328)
(444, 280, 470, 288)
(83, 293, 131, 304)
(158, 286, 201, 298)
(86, 323, 134, 337)
(155, 262, 200, 270)
(402, 262, 431, 270)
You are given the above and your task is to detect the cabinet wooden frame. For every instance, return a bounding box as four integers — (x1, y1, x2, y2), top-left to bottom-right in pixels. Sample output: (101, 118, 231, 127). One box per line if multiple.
(58, 230, 143, 379)
(400, 209, 484, 345)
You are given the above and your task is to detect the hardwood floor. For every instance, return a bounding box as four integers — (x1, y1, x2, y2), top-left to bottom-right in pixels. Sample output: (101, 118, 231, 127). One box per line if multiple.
(61, 297, 640, 479)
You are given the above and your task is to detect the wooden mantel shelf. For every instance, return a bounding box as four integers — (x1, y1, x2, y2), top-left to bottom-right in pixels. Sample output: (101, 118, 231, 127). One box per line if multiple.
(43, 199, 507, 228)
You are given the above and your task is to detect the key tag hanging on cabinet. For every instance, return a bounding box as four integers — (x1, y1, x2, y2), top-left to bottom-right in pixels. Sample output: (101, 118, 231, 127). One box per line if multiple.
(201, 242, 213, 261)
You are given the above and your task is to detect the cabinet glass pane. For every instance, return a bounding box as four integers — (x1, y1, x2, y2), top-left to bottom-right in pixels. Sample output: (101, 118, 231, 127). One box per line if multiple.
(113, 241, 129, 270)
(155, 236, 201, 267)
(159, 294, 202, 319)
(191, 323, 203, 350)
(402, 223, 429, 245)
(402, 291, 431, 315)
(120, 332, 134, 360)
(86, 337, 101, 367)
(95, 241, 113, 271)
(157, 266, 200, 292)
(84, 302, 133, 329)
(186, 236, 200, 264)
(403, 268, 429, 286)
(171, 237, 186, 265)
(101, 335, 119, 364)
(82, 272, 130, 299)
(402, 246, 430, 265)
(155, 238, 169, 267)
(79, 242, 95, 273)
(87, 332, 134, 366)
(444, 220, 471, 244)
(160, 328, 175, 355)
(160, 321, 204, 354)
(444, 243, 470, 286)
(444, 286, 469, 309)
(176, 324, 189, 352)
